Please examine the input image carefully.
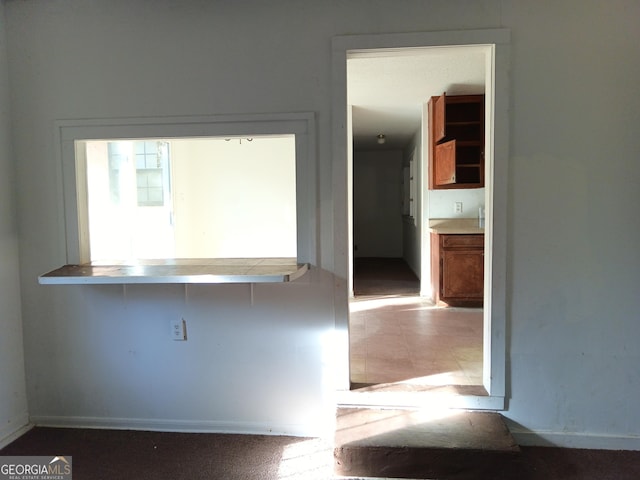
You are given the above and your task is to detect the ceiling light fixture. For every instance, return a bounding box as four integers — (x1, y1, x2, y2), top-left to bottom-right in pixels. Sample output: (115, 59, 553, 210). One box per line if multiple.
(377, 134, 386, 145)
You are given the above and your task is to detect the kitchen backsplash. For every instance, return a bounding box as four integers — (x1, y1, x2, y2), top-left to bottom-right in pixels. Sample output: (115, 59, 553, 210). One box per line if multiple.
(428, 188, 486, 219)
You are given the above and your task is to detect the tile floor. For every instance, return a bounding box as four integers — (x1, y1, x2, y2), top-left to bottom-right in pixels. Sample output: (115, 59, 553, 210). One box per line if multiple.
(349, 295, 483, 387)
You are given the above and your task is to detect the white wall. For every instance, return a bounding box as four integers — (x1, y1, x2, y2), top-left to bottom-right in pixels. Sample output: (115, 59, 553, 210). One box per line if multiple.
(353, 150, 403, 258)
(0, 2, 28, 447)
(5, 0, 640, 447)
(429, 188, 485, 219)
(7, 0, 337, 437)
(500, 0, 640, 447)
(171, 137, 297, 258)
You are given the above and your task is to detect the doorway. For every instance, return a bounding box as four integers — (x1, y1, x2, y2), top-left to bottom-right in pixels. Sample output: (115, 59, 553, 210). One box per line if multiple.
(349, 46, 487, 391)
(332, 29, 510, 410)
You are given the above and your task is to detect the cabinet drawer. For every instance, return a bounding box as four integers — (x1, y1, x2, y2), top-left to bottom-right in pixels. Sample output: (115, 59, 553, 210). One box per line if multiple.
(441, 234, 484, 248)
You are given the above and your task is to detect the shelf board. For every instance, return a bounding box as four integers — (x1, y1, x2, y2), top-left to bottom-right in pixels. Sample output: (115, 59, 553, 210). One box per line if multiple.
(38, 258, 310, 285)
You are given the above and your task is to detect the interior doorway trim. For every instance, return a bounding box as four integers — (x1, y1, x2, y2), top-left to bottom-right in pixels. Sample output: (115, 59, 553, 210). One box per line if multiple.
(331, 29, 510, 410)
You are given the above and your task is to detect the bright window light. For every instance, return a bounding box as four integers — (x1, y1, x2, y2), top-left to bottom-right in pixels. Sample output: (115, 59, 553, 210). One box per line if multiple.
(80, 135, 297, 262)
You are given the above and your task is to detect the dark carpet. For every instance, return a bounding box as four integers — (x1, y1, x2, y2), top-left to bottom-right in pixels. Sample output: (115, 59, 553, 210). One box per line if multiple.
(3, 427, 640, 479)
(1, 428, 333, 479)
(353, 257, 419, 296)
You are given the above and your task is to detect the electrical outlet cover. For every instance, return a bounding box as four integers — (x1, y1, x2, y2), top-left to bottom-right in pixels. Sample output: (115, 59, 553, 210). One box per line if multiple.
(170, 319, 187, 341)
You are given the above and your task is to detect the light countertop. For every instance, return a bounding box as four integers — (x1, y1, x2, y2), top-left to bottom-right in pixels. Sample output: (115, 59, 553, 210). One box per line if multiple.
(429, 218, 485, 234)
(39, 258, 310, 285)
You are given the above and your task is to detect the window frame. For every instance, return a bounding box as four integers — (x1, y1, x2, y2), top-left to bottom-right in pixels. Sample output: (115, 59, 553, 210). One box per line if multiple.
(56, 113, 317, 268)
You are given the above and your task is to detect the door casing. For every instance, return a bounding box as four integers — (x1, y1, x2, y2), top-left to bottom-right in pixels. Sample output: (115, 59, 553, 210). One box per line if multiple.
(331, 29, 510, 410)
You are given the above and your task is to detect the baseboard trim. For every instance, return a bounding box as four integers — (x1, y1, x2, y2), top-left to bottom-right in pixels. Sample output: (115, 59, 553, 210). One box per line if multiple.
(0, 415, 32, 449)
(29, 416, 317, 438)
(512, 429, 640, 451)
(336, 390, 504, 411)
(25, 416, 640, 451)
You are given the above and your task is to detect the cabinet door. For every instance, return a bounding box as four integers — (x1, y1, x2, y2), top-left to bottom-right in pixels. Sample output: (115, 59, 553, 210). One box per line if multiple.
(434, 140, 456, 186)
(429, 94, 485, 190)
(434, 92, 446, 142)
(441, 249, 484, 300)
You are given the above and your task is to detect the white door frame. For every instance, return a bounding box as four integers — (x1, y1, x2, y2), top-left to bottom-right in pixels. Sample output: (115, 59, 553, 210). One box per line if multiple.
(332, 29, 510, 410)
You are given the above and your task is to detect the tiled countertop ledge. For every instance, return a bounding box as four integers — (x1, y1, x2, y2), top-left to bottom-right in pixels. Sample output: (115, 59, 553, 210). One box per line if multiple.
(429, 218, 485, 234)
(39, 258, 310, 285)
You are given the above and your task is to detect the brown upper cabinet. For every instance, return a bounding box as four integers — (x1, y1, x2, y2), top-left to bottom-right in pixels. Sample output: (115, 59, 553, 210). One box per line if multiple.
(428, 93, 485, 189)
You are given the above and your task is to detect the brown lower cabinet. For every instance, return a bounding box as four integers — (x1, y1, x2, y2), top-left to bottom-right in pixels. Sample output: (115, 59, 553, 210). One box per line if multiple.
(431, 233, 484, 307)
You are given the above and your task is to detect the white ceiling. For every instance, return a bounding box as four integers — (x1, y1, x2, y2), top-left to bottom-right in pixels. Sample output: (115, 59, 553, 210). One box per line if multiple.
(348, 45, 488, 150)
